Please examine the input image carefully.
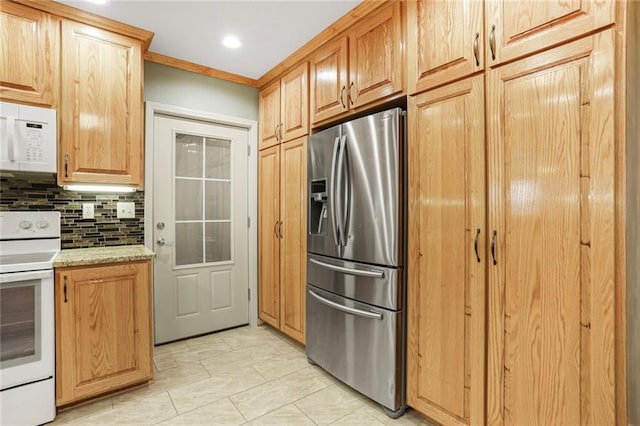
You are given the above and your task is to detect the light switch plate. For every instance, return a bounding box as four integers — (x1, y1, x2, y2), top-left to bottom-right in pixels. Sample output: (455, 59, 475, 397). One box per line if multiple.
(117, 202, 135, 219)
(82, 203, 94, 219)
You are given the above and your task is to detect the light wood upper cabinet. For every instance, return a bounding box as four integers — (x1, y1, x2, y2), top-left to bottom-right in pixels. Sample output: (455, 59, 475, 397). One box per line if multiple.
(259, 80, 281, 150)
(310, 1, 403, 125)
(258, 145, 281, 329)
(58, 19, 143, 186)
(348, 0, 403, 108)
(279, 137, 307, 344)
(485, 0, 615, 66)
(55, 261, 152, 407)
(486, 30, 616, 425)
(408, 74, 486, 426)
(0, 2, 59, 106)
(407, 0, 483, 94)
(258, 137, 307, 345)
(309, 36, 349, 124)
(259, 62, 308, 150)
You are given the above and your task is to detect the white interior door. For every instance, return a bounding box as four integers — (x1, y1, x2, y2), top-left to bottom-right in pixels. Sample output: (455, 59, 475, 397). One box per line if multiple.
(153, 114, 249, 344)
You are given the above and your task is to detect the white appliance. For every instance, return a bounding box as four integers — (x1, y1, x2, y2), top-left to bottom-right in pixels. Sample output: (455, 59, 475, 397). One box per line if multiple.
(0, 211, 59, 426)
(0, 101, 57, 173)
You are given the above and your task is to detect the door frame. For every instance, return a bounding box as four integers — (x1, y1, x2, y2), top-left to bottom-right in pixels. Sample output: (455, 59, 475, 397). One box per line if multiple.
(144, 101, 259, 331)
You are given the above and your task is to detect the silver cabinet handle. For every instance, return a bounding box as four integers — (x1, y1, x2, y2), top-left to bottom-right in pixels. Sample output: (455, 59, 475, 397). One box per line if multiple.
(340, 86, 346, 108)
(309, 290, 383, 320)
(490, 230, 497, 265)
(278, 220, 283, 238)
(309, 257, 384, 278)
(274, 220, 280, 239)
(157, 238, 165, 246)
(278, 123, 283, 141)
(348, 82, 354, 105)
(473, 32, 480, 66)
(274, 124, 279, 141)
(489, 25, 496, 61)
(474, 228, 481, 263)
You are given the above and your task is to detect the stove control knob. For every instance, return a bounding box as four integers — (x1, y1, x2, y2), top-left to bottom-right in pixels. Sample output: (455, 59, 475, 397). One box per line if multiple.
(36, 220, 49, 229)
(19, 220, 33, 230)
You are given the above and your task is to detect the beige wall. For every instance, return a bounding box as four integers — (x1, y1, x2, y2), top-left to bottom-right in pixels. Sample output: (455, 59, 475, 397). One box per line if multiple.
(144, 61, 258, 120)
(627, 1, 640, 424)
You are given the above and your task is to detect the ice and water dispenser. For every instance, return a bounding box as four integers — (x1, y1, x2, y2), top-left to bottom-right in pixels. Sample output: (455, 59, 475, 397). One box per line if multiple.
(309, 178, 328, 235)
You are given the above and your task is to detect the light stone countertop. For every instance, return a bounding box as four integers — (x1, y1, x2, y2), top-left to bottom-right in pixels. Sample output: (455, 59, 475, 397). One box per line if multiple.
(53, 245, 154, 268)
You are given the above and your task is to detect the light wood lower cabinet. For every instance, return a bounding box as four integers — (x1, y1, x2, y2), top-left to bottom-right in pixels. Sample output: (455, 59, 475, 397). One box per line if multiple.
(55, 260, 153, 407)
(408, 74, 486, 425)
(408, 28, 617, 426)
(258, 137, 307, 344)
(486, 30, 616, 425)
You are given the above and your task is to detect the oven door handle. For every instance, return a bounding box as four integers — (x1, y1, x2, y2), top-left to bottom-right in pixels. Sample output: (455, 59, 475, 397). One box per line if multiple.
(308, 289, 383, 320)
(0, 269, 52, 284)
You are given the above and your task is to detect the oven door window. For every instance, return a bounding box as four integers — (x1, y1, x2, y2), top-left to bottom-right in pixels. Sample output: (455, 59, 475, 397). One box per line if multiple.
(0, 279, 41, 369)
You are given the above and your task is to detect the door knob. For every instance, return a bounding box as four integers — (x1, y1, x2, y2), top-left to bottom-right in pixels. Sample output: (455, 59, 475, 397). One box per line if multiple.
(157, 238, 165, 246)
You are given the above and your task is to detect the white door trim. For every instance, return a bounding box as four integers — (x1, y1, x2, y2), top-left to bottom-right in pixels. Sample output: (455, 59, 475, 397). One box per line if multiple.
(144, 101, 259, 331)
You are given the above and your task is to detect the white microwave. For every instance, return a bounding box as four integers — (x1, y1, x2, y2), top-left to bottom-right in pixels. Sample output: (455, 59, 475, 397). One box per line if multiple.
(0, 101, 57, 173)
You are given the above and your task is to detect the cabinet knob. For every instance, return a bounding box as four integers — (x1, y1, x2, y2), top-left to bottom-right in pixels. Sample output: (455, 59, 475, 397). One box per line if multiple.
(156, 222, 165, 230)
(157, 238, 165, 246)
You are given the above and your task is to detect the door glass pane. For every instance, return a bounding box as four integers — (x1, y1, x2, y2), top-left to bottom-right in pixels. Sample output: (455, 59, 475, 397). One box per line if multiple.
(176, 223, 203, 265)
(175, 179, 203, 221)
(205, 222, 231, 262)
(205, 138, 231, 179)
(174, 132, 232, 267)
(176, 133, 203, 177)
(205, 181, 230, 220)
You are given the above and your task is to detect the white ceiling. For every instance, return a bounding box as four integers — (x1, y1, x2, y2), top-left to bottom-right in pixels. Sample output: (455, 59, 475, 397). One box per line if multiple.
(56, 0, 362, 81)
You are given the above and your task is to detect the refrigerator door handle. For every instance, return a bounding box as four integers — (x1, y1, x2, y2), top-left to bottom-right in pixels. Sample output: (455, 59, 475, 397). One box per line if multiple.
(341, 136, 351, 247)
(330, 136, 341, 247)
(309, 257, 385, 279)
(336, 135, 347, 247)
(308, 289, 383, 320)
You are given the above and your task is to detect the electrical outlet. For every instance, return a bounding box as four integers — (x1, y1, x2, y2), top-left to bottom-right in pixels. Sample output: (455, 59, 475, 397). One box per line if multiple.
(117, 202, 135, 219)
(82, 203, 94, 219)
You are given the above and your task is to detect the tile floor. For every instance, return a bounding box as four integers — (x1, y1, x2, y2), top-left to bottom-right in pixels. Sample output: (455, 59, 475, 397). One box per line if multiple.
(52, 325, 435, 425)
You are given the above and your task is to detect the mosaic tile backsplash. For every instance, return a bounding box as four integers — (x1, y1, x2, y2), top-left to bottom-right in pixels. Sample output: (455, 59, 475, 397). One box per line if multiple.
(0, 172, 144, 249)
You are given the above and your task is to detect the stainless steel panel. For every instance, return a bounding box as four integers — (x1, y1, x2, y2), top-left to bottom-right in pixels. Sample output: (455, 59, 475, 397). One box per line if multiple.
(307, 253, 401, 311)
(307, 125, 341, 259)
(306, 285, 404, 412)
(341, 108, 403, 266)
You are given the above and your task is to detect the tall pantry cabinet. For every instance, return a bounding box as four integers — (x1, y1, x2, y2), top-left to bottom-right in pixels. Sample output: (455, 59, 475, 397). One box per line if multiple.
(258, 65, 308, 344)
(407, 0, 619, 425)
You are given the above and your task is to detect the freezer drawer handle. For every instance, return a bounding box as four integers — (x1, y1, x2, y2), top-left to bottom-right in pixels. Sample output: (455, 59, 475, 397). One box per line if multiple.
(309, 257, 385, 279)
(309, 290, 383, 320)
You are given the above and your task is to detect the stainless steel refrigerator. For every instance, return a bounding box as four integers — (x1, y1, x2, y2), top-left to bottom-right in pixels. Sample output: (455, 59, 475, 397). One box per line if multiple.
(306, 107, 406, 417)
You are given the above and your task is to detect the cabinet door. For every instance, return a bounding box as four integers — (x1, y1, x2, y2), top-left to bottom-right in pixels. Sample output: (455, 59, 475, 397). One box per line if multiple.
(487, 30, 615, 425)
(280, 63, 309, 143)
(485, 0, 614, 66)
(258, 145, 281, 328)
(0, 3, 58, 106)
(310, 36, 349, 124)
(259, 79, 281, 150)
(279, 137, 307, 344)
(59, 20, 143, 186)
(407, 0, 483, 94)
(407, 75, 485, 425)
(348, 1, 403, 109)
(56, 262, 152, 406)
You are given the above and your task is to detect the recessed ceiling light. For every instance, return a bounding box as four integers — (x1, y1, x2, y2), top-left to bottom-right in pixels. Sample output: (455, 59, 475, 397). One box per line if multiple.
(222, 35, 242, 49)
